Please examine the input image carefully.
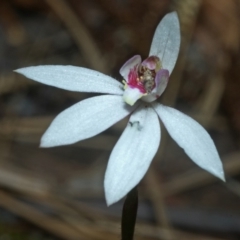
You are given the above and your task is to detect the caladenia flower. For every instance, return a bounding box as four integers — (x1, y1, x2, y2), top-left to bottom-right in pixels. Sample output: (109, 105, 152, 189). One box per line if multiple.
(15, 12, 225, 206)
(121, 55, 170, 106)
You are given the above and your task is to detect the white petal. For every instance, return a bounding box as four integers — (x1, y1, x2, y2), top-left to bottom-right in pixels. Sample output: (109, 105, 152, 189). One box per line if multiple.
(104, 105, 160, 205)
(15, 65, 123, 95)
(153, 103, 225, 181)
(149, 12, 181, 74)
(119, 55, 141, 80)
(41, 95, 135, 147)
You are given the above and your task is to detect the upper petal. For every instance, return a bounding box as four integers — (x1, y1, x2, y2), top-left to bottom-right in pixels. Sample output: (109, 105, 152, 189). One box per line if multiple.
(119, 55, 142, 80)
(15, 65, 123, 95)
(149, 12, 180, 75)
(41, 95, 136, 147)
(153, 103, 225, 181)
(104, 105, 161, 205)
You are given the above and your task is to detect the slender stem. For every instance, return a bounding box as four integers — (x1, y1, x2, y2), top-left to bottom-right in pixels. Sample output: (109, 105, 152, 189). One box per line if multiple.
(121, 186, 138, 240)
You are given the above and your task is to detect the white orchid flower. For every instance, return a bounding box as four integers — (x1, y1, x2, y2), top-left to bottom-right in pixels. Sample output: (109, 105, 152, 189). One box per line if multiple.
(15, 12, 225, 206)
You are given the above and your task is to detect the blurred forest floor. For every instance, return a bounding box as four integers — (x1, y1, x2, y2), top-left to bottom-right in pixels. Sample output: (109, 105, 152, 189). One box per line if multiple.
(0, 0, 240, 239)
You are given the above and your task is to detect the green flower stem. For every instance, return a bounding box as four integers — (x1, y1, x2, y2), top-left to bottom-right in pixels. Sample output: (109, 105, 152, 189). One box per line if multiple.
(121, 186, 138, 240)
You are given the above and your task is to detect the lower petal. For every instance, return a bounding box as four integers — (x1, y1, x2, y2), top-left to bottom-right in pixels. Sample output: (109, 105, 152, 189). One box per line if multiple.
(41, 95, 136, 147)
(104, 105, 161, 205)
(153, 103, 225, 181)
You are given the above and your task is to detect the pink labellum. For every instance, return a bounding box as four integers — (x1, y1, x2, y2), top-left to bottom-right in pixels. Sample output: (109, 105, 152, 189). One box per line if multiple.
(127, 66, 146, 93)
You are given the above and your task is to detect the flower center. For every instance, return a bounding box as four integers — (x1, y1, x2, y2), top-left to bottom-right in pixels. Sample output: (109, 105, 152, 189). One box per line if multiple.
(124, 56, 161, 95)
(122, 55, 165, 106)
(137, 65, 156, 93)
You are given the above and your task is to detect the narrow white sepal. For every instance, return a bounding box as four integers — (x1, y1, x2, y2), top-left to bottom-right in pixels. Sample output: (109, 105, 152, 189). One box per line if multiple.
(41, 95, 135, 147)
(104, 105, 160, 205)
(153, 103, 225, 181)
(149, 12, 181, 75)
(15, 65, 123, 95)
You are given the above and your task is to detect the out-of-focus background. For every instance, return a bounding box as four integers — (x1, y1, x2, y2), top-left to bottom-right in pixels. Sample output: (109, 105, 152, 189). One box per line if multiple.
(0, 0, 240, 239)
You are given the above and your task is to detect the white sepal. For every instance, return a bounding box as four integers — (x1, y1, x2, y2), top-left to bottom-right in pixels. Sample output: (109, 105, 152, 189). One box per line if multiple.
(149, 12, 181, 75)
(104, 105, 161, 205)
(153, 103, 225, 181)
(41, 95, 135, 147)
(15, 65, 123, 95)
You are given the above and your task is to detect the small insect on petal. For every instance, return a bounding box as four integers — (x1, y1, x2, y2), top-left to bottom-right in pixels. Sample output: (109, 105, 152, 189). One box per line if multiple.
(104, 105, 161, 205)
